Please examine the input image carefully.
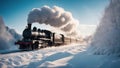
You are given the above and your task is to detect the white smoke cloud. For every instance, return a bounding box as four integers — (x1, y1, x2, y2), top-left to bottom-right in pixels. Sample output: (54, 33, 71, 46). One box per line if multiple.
(27, 5, 79, 35)
(88, 0, 120, 55)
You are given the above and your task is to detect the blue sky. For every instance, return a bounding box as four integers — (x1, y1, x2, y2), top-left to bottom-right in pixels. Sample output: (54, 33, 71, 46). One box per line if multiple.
(0, 0, 109, 34)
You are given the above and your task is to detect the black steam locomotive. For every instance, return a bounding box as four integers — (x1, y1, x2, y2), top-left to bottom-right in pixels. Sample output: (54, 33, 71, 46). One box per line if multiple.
(15, 24, 65, 50)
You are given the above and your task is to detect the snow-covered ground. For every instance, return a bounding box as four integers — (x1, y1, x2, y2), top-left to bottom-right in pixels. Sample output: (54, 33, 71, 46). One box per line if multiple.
(1, 44, 120, 68)
(0, 44, 86, 68)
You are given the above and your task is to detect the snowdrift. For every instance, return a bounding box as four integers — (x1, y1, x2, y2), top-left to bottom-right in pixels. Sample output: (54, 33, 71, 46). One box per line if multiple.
(0, 17, 21, 50)
(89, 0, 120, 55)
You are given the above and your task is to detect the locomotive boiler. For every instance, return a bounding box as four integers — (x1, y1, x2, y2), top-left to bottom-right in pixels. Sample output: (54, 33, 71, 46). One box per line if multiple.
(15, 24, 65, 50)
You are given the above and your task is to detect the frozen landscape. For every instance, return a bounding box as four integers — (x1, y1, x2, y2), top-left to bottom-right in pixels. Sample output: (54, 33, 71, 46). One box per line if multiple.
(1, 0, 120, 68)
(1, 43, 120, 68)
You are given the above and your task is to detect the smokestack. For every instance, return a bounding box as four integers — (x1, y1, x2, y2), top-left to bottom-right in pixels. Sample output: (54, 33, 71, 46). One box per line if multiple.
(28, 24, 31, 30)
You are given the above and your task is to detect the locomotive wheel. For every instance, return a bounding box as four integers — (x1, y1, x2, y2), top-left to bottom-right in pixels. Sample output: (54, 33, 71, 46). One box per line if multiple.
(19, 44, 24, 49)
(28, 45, 32, 50)
(31, 45, 34, 50)
(40, 45, 45, 49)
(32, 41, 39, 50)
(48, 41, 53, 47)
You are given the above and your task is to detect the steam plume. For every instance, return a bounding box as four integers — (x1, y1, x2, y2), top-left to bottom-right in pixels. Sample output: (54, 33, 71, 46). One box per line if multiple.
(27, 6, 79, 35)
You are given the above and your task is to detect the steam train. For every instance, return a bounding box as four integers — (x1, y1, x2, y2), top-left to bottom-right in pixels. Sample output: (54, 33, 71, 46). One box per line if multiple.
(15, 24, 67, 50)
